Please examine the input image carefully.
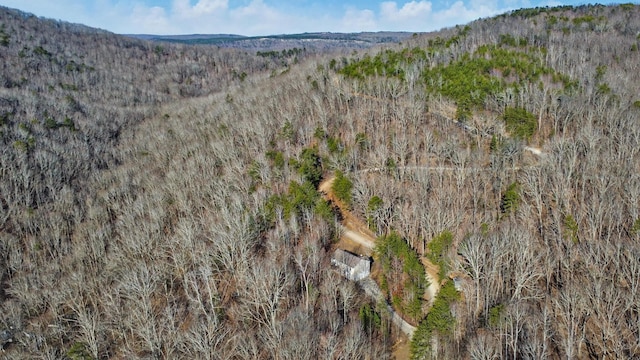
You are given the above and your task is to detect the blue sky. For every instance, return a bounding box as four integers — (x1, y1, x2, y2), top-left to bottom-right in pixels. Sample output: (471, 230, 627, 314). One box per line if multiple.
(0, 0, 624, 36)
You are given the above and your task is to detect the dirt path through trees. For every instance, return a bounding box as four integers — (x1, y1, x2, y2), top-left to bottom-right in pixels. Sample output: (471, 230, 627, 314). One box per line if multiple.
(421, 257, 441, 305)
(320, 175, 441, 335)
(341, 229, 375, 250)
(320, 177, 378, 253)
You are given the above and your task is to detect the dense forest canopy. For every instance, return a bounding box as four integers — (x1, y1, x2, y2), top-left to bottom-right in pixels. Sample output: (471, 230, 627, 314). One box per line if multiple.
(0, 3, 640, 359)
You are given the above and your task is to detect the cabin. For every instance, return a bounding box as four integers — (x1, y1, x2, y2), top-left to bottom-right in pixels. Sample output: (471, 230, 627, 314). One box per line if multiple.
(331, 249, 371, 281)
(450, 271, 471, 294)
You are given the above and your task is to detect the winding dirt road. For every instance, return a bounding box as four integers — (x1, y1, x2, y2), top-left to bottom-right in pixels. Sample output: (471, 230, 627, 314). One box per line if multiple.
(320, 176, 442, 338)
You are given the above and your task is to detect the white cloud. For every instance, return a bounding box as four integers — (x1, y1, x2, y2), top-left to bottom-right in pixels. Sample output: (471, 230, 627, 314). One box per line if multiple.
(437, 0, 503, 25)
(230, 0, 290, 34)
(130, 5, 173, 34)
(380, 1, 433, 22)
(232, 0, 270, 17)
(341, 7, 376, 32)
(193, 0, 228, 13)
(504, 0, 532, 7)
(373, 0, 513, 32)
(172, 0, 228, 19)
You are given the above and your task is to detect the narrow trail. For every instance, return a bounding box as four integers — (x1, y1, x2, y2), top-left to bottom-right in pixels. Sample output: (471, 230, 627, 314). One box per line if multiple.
(355, 165, 533, 174)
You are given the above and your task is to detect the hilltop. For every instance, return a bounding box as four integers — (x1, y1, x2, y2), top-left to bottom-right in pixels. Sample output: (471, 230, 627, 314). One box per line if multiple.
(1, 3, 640, 359)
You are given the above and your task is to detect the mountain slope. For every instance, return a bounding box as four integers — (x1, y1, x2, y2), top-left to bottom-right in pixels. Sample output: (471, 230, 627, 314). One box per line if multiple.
(0, 3, 640, 360)
(335, 4, 640, 359)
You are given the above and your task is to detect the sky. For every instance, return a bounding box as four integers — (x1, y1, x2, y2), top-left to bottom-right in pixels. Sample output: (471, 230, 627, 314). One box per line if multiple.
(0, 0, 623, 36)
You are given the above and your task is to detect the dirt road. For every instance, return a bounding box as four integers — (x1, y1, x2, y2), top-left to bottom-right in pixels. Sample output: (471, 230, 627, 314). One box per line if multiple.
(342, 229, 374, 250)
(359, 278, 417, 337)
(320, 175, 441, 335)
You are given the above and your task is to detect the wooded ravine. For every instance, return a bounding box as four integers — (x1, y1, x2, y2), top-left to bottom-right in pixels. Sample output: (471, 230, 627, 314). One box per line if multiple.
(1, 3, 640, 359)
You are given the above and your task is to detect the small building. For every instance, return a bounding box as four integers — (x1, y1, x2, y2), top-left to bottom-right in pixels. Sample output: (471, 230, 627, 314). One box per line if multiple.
(331, 249, 371, 281)
(450, 271, 471, 294)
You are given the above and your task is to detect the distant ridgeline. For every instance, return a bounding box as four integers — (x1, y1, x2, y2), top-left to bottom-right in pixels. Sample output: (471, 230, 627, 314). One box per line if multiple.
(126, 32, 419, 52)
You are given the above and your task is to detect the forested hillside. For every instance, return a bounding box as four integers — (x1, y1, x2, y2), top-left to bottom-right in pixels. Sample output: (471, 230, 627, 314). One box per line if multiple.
(1, 3, 640, 359)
